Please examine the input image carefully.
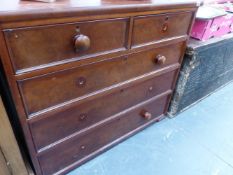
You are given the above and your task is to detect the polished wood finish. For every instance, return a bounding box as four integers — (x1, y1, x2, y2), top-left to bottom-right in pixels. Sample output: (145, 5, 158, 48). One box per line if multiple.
(141, 110, 152, 120)
(30, 70, 177, 151)
(4, 18, 128, 73)
(38, 94, 170, 175)
(132, 11, 193, 47)
(74, 34, 91, 52)
(0, 0, 198, 23)
(156, 54, 167, 65)
(18, 43, 183, 116)
(0, 1, 198, 174)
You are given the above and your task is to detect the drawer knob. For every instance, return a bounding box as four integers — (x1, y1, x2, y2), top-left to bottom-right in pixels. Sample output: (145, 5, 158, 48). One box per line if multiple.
(79, 114, 87, 121)
(141, 110, 152, 120)
(162, 23, 168, 32)
(74, 34, 90, 52)
(76, 77, 86, 87)
(155, 55, 166, 65)
(149, 86, 153, 91)
(80, 145, 86, 150)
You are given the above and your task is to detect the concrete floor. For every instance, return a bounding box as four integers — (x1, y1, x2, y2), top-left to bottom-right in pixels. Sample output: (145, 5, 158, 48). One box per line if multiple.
(68, 82, 233, 175)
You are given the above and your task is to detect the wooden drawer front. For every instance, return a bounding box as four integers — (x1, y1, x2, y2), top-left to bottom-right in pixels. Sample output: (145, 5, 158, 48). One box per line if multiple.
(132, 12, 193, 47)
(4, 18, 128, 73)
(30, 70, 177, 151)
(19, 42, 183, 116)
(38, 94, 169, 175)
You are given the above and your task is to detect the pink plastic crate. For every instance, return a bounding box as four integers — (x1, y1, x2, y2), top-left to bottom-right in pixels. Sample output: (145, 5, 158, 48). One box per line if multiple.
(216, 0, 233, 3)
(191, 13, 233, 41)
(231, 18, 233, 32)
(204, 0, 233, 4)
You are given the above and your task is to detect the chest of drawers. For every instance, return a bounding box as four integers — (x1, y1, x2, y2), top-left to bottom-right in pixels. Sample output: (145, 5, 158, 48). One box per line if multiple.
(0, 1, 198, 174)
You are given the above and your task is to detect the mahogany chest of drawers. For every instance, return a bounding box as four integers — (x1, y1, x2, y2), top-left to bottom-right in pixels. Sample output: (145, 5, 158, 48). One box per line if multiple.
(0, 1, 198, 174)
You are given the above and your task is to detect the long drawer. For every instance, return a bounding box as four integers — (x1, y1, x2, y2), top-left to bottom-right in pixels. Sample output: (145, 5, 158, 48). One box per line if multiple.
(18, 42, 184, 116)
(29, 70, 177, 151)
(38, 94, 170, 175)
(4, 18, 129, 73)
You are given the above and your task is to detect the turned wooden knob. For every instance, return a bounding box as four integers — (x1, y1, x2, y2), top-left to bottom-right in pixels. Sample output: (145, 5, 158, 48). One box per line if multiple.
(155, 55, 166, 65)
(74, 34, 90, 52)
(141, 110, 152, 120)
(76, 77, 86, 88)
(162, 23, 168, 32)
(79, 114, 87, 121)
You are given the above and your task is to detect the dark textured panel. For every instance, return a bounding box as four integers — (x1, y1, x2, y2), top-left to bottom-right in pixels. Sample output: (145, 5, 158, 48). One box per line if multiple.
(169, 35, 233, 116)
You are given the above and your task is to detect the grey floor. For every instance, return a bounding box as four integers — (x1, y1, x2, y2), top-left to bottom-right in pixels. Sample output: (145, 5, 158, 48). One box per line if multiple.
(68, 82, 233, 175)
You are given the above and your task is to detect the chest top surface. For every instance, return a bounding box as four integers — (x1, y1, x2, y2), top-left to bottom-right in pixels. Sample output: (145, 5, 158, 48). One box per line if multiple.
(0, 0, 199, 22)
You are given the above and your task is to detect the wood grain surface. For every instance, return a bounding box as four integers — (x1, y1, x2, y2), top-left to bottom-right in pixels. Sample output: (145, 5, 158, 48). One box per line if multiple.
(0, 97, 29, 175)
(0, 1, 198, 174)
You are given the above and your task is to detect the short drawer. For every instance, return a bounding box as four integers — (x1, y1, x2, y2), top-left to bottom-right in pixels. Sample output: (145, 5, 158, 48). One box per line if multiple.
(18, 42, 184, 115)
(29, 70, 177, 151)
(4, 18, 128, 73)
(132, 12, 193, 47)
(38, 94, 170, 175)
